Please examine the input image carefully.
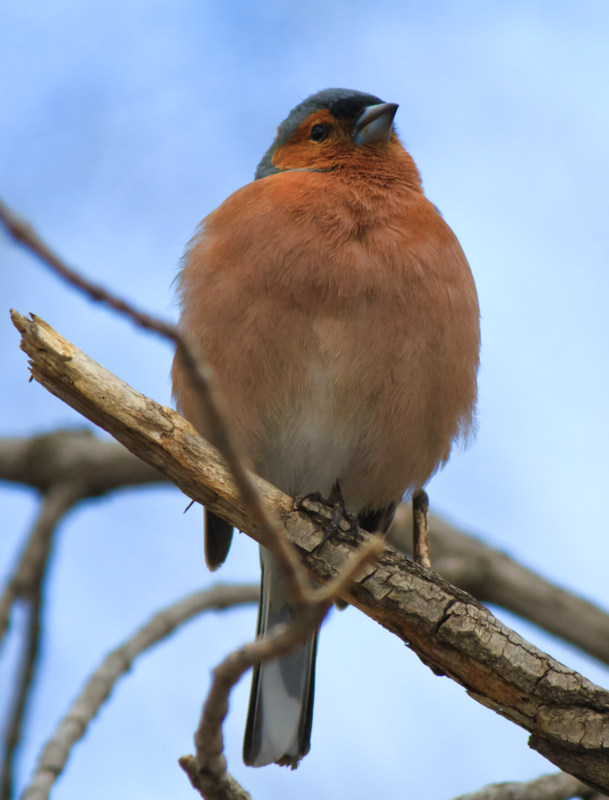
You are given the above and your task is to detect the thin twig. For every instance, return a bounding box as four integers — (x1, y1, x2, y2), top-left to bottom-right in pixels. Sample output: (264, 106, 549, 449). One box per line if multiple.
(19, 584, 258, 800)
(0, 482, 81, 645)
(317, 537, 384, 604)
(0, 198, 307, 609)
(179, 756, 254, 800)
(450, 771, 604, 800)
(181, 539, 383, 799)
(1, 484, 79, 799)
(186, 619, 327, 799)
(0, 588, 42, 800)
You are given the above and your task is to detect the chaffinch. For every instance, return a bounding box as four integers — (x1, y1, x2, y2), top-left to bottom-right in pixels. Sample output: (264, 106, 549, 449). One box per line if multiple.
(172, 88, 480, 768)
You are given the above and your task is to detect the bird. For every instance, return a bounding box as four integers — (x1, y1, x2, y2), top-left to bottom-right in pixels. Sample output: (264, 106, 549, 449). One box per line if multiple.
(171, 88, 480, 769)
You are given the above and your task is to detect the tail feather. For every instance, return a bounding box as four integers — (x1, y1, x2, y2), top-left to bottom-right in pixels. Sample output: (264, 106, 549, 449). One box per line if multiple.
(204, 508, 233, 571)
(243, 547, 319, 768)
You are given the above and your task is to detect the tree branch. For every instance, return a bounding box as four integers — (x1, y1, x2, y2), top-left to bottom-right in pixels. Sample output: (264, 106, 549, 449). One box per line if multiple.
(450, 770, 604, 800)
(0, 481, 81, 644)
(10, 311, 609, 792)
(0, 482, 83, 798)
(0, 586, 42, 800)
(388, 505, 609, 666)
(3, 432, 609, 668)
(0, 428, 163, 495)
(19, 584, 258, 800)
(0, 433, 164, 797)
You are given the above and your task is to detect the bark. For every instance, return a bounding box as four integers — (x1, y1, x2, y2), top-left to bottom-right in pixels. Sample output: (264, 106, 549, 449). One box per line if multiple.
(389, 506, 609, 666)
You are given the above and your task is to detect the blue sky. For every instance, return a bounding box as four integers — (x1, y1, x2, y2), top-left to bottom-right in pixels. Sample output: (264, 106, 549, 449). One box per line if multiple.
(1, 2, 609, 798)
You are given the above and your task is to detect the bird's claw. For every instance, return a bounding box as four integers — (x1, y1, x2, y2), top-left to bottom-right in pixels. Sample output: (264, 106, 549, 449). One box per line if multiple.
(292, 491, 324, 512)
(293, 481, 362, 551)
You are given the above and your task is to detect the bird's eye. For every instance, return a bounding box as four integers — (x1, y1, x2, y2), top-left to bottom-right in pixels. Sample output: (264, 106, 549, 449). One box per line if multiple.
(310, 124, 328, 142)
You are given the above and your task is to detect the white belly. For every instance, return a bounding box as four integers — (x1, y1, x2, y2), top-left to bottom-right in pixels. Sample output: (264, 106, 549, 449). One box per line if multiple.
(255, 358, 383, 512)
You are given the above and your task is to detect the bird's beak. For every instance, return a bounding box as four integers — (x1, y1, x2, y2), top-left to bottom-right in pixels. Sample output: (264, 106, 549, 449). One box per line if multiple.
(352, 102, 399, 146)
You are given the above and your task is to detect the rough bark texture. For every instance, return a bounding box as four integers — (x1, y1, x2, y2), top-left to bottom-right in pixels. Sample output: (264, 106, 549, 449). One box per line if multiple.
(389, 505, 609, 666)
(10, 310, 609, 792)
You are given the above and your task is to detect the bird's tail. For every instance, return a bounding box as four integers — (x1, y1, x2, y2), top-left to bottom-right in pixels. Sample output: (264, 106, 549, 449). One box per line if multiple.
(243, 546, 319, 769)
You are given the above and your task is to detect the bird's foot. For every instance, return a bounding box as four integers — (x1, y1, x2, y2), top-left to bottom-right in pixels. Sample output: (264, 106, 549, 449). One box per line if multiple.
(318, 483, 348, 549)
(293, 481, 361, 550)
(412, 488, 432, 568)
(292, 490, 324, 511)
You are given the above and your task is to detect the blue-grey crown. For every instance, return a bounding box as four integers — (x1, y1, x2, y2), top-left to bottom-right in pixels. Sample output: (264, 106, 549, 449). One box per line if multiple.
(254, 89, 384, 180)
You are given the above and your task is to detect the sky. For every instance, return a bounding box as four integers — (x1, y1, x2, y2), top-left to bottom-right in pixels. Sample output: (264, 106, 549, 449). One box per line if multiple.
(1, 1, 609, 798)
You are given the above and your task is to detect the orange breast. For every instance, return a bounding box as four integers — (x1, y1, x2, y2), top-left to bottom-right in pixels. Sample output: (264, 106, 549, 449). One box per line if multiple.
(172, 165, 479, 512)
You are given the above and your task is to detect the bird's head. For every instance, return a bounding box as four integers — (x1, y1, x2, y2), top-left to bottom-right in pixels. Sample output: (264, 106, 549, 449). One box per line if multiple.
(255, 89, 402, 179)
